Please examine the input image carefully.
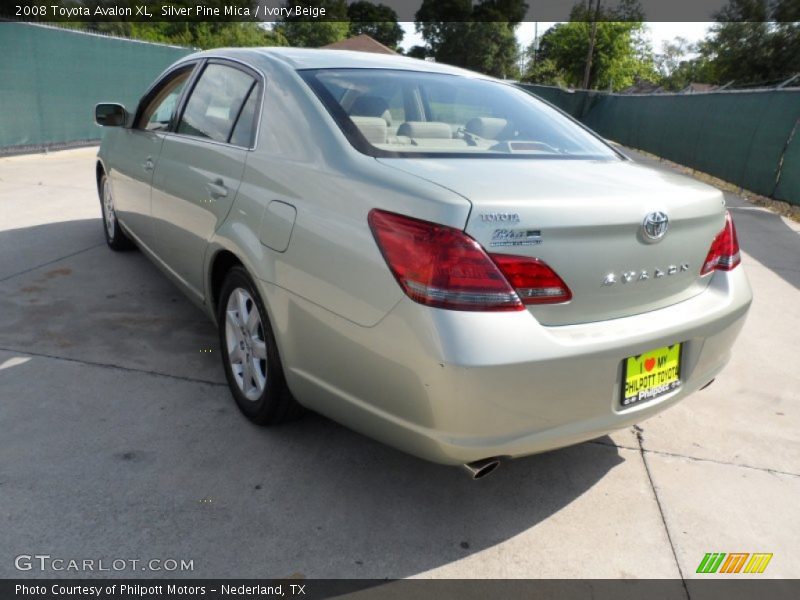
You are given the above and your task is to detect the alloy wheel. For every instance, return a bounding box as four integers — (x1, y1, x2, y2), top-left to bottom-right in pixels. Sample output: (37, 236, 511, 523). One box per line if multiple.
(224, 287, 268, 401)
(102, 178, 116, 239)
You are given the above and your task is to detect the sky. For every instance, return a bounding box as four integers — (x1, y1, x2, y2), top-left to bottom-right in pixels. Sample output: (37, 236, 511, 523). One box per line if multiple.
(398, 22, 713, 55)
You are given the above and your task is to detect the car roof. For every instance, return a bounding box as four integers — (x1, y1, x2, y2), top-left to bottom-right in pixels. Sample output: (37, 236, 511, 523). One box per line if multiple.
(189, 47, 493, 79)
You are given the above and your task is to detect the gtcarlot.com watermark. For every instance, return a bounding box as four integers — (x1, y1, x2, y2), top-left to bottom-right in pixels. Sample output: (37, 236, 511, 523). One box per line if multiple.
(14, 554, 194, 573)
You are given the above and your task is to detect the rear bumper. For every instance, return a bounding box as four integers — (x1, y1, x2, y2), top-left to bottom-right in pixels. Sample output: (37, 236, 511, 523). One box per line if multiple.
(266, 266, 752, 465)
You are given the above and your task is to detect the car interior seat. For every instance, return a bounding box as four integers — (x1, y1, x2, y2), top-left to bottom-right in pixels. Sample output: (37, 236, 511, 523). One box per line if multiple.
(465, 117, 510, 140)
(348, 95, 394, 145)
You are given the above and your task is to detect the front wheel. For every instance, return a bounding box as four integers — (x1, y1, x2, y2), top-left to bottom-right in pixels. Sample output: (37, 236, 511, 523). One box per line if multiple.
(218, 266, 303, 424)
(99, 173, 134, 250)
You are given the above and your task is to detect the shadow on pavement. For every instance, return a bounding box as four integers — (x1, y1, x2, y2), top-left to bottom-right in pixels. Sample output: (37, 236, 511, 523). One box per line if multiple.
(723, 192, 800, 291)
(0, 218, 222, 382)
(0, 218, 625, 579)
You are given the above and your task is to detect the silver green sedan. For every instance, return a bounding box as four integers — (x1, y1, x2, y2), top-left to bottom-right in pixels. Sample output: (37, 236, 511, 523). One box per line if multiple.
(94, 48, 752, 478)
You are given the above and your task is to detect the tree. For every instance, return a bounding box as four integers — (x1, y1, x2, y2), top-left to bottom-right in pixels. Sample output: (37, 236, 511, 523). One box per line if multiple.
(696, 0, 800, 86)
(772, 21, 800, 85)
(522, 1, 656, 90)
(700, 1, 773, 85)
(61, 1, 286, 49)
(461, 21, 521, 78)
(522, 57, 567, 87)
(406, 45, 428, 59)
(654, 37, 714, 91)
(414, 0, 527, 78)
(415, 0, 473, 66)
(276, 0, 349, 47)
(655, 36, 691, 80)
(773, 0, 800, 83)
(120, 22, 286, 49)
(471, 0, 529, 22)
(524, 21, 655, 90)
(346, 1, 403, 49)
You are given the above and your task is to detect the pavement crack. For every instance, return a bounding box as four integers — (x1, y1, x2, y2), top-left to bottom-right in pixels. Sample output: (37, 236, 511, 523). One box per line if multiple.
(0, 345, 226, 388)
(640, 446, 799, 478)
(586, 437, 800, 478)
(0, 242, 104, 283)
(635, 427, 690, 599)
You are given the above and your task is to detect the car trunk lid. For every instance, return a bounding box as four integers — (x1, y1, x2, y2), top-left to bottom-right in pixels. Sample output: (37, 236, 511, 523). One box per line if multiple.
(376, 157, 726, 326)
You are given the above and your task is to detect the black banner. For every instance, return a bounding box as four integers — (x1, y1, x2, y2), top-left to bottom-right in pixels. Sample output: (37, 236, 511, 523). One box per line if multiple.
(3, 579, 800, 600)
(2, 0, 798, 23)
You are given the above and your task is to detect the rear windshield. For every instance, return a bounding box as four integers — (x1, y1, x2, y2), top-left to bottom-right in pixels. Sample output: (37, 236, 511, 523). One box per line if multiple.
(299, 68, 620, 160)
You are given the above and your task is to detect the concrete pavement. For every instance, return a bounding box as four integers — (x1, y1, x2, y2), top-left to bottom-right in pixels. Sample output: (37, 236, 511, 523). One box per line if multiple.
(0, 147, 798, 582)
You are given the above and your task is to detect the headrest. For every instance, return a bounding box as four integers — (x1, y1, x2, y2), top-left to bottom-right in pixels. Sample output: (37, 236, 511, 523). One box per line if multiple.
(465, 117, 509, 140)
(396, 121, 453, 139)
(350, 116, 387, 145)
(349, 96, 392, 126)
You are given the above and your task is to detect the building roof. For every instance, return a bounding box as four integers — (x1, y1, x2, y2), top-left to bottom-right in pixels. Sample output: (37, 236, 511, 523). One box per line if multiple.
(323, 34, 398, 55)
(680, 82, 718, 94)
(619, 80, 664, 95)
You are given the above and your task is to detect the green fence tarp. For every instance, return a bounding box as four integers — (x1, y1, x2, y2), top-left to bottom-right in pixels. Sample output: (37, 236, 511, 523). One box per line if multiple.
(774, 118, 800, 205)
(519, 83, 800, 207)
(0, 23, 191, 152)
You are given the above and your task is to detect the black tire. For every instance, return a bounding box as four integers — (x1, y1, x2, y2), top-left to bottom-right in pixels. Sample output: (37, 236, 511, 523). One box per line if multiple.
(217, 266, 303, 425)
(98, 172, 134, 251)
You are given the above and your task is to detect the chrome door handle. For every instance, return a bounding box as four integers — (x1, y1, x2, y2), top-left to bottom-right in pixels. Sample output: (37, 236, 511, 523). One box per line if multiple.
(206, 179, 228, 199)
(143, 157, 154, 172)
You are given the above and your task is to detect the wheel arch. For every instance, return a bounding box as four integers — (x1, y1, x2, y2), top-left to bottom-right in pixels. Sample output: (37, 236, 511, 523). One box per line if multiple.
(206, 245, 297, 397)
(95, 159, 106, 194)
(209, 249, 244, 318)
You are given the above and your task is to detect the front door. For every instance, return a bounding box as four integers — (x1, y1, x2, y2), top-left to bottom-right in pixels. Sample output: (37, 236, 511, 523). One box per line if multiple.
(111, 65, 196, 250)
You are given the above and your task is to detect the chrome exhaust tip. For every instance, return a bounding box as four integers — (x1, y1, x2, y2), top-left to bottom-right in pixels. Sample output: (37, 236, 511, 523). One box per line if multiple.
(461, 457, 502, 480)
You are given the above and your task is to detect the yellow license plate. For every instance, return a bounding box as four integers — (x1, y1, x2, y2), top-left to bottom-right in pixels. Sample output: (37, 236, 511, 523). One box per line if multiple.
(622, 344, 682, 406)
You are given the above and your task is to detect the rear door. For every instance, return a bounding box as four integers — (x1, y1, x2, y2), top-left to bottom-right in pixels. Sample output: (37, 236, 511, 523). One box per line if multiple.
(151, 60, 261, 300)
(110, 64, 196, 250)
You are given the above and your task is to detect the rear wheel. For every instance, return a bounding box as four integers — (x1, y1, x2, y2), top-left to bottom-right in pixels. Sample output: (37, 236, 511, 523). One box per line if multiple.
(218, 266, 303, 424)
(99, 173, 134, 250)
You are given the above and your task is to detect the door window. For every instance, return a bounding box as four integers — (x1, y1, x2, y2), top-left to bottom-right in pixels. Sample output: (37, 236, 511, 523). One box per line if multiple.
(137, 67, 193, 132)
(177, 63, 257, 145)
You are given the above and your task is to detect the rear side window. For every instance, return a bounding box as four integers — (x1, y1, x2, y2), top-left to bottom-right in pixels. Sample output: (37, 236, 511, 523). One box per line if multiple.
(178, 63, 257, 145)
(229, 87, 259, 148)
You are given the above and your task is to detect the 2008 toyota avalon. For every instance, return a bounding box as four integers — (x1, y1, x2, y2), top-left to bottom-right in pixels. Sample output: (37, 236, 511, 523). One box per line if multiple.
(94, 48, 752, 478)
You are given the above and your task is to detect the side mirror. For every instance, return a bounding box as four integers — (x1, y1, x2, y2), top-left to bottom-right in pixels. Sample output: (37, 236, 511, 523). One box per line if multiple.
(95, 103, 129, 127)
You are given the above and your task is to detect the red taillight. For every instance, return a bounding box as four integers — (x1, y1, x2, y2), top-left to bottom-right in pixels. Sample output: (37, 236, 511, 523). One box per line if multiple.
(491, 254, 572, 304)
(701, 211, 741, 276)
(368, 209, 571, 311)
